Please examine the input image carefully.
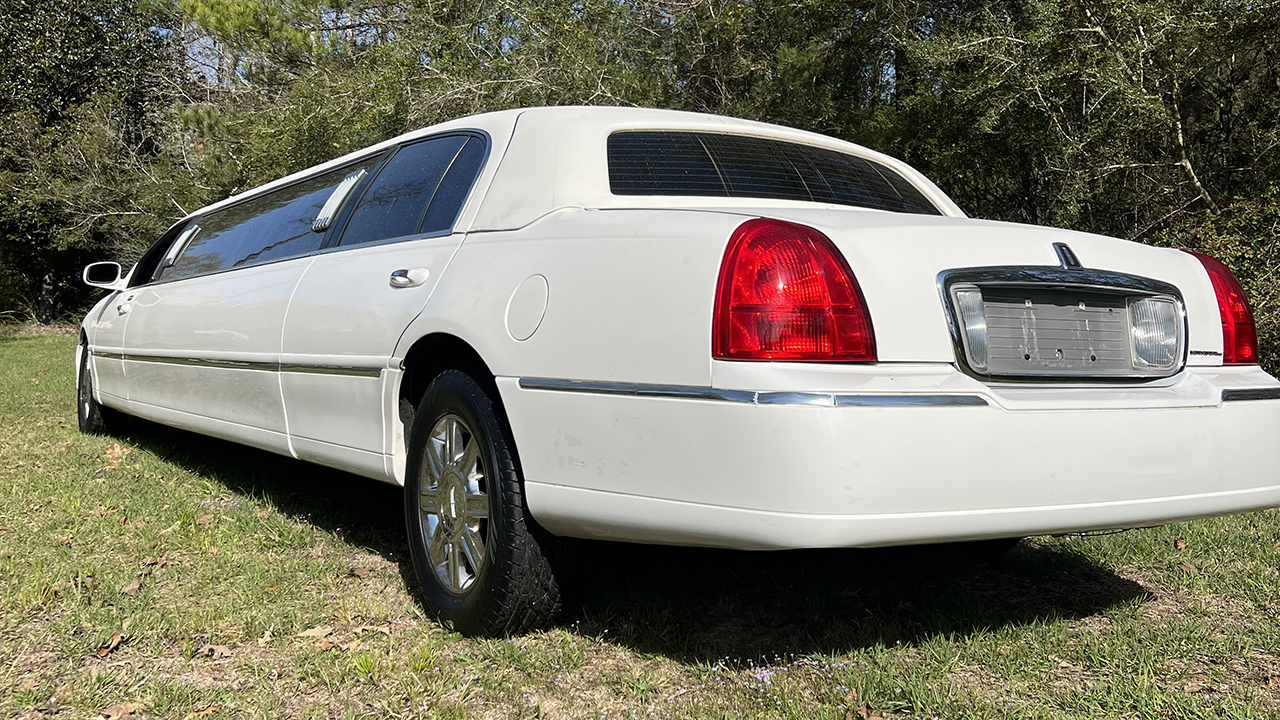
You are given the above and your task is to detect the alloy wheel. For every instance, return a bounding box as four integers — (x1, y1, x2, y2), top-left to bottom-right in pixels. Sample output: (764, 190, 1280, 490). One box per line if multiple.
(418, 414, 489, 593)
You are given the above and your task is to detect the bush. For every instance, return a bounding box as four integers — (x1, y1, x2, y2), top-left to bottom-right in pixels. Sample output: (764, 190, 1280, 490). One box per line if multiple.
(0, 0, 183, 322)
(1149, 192, 1280, 377)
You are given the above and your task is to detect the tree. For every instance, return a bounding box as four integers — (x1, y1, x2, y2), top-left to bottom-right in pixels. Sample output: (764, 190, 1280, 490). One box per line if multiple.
(886, 0, 1280, 236)
(175, 0, 676, 184)
(0, 0, 191, 322)
(3, 0, 1278, 343)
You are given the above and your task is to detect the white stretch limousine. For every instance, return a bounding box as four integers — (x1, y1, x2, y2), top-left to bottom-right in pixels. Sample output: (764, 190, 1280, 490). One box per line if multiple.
(78, 107, 1280, 634)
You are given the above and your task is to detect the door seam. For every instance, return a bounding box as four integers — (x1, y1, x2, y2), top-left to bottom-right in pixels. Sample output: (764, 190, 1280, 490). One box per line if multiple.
(278, 256, 316, 459)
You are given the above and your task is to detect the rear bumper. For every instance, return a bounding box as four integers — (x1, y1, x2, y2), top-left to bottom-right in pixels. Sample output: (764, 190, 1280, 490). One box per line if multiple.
(523, 481, 1280, 550)
(499, 367, 1280, 550)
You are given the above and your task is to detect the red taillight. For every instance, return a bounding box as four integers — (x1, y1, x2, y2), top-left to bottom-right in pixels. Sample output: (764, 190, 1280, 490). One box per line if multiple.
(1190, 251, 1258, 365)
(713, 218, 876, 361)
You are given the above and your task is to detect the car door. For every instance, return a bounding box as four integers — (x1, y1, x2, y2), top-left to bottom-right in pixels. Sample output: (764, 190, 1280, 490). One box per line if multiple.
(84, 221, 196, 403)
(85, 289, 130, 403)
(121, 156, 381, 454)
(281, 133, 488, 478)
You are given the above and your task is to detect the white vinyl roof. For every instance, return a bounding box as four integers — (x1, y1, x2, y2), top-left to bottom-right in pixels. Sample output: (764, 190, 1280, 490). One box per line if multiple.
(181, 106, 963, 231)
(471, 106, 964, 230)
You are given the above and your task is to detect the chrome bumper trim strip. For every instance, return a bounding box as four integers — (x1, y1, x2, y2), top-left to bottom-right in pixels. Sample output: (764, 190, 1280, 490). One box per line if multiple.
(517, 378, 988, 407)
(1222, 387, 1280, 402)
(834, 393, 989, 407)
(518, 378, 756, 403)
(756, 391, 836, 406)
(94, 350, 382, 378)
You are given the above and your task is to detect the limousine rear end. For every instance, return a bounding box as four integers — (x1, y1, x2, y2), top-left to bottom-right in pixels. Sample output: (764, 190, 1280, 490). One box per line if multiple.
(77, 106, 1280, 635)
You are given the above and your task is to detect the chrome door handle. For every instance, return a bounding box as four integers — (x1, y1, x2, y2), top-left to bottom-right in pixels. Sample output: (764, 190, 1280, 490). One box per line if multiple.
(389, 268, 430, 289)
(116, 303, 131, 315)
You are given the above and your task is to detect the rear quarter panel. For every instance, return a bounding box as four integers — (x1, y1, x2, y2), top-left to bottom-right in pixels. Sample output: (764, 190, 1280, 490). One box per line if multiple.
(398, 208, 744, 386)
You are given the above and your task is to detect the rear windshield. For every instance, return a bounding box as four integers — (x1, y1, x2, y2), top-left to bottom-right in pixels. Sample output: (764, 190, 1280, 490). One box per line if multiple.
(608, 130, 941, 216)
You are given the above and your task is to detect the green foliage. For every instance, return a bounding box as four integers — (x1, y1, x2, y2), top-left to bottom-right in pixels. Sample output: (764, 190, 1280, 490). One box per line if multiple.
(179, 0, 342, 79)
(1150, 190, 1280, 376)
(206, 47, 419, 186)
(0, 0, 172, 129)
(645, 0, 1280, 239)
(2, 0, 1279, 359)
(0, 0, 192, 321)
(895, 0, 1280, 238)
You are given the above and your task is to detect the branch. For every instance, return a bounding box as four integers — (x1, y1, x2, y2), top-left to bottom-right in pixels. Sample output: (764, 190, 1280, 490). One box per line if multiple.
(953, 36, 1028, 51)
(1128, 198, 1198, 242)
(67, 211, 144, 231)
(1172, 103, 1220, 215)
(1097, 161, 1179, 172)
(1077, 4, 1143, 88)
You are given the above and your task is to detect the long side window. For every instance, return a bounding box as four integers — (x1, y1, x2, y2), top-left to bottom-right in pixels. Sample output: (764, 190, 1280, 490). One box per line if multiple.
(337, 135, 469, 247)
(127, 219, 195, 287)
(161, 156, 380, 281)
(419, 136, 487, 234)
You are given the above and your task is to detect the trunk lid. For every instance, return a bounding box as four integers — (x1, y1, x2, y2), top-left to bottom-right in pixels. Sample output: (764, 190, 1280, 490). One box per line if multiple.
(710, 206, 1222, 369)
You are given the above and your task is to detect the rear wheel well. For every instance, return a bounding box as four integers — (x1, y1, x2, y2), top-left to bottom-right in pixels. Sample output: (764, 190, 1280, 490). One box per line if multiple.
(399, 334, 503, 443)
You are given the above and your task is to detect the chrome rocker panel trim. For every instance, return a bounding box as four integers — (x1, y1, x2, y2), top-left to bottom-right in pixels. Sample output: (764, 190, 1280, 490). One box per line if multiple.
(93, 350, 383, 378)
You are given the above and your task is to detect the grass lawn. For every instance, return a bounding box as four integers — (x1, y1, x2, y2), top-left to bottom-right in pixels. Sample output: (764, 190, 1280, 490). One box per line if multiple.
(2, 325, 1280, 719)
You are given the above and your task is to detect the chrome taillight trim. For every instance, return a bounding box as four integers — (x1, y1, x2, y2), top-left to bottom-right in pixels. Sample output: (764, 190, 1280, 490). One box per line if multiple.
(937, 266, 1189, 383)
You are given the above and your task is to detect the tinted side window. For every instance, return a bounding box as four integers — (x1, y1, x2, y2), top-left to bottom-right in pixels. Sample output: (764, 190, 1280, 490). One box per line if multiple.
(127, 220, 193, 287)
(420, 136, 487, 234)
(608, 130, 942, 216)
(607, 131, 725, 196)
(338, 135, 469, 247)
(162, 158, 379, 281)
(699, 133, 811, 199)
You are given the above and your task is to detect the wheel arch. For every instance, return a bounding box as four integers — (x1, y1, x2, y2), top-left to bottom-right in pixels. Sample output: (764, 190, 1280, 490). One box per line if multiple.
(394, 332, 521, 483)
(399, 332, 501, 412)
(76, 330, 88, 394)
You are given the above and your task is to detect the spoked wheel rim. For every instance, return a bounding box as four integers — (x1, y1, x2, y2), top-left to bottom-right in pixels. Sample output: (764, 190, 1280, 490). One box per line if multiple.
(419, 414, 489, 594)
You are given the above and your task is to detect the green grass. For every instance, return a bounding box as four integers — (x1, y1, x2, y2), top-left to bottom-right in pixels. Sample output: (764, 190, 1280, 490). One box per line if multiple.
(2, 324, 1279, 719)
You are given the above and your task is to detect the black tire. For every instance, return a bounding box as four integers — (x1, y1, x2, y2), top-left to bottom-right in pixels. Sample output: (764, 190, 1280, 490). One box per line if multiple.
(77, 344, 116, 435)
(403, 370, 560, 636)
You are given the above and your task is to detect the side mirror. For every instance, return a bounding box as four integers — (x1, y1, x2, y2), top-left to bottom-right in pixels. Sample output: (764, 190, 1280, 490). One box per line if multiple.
(83, 262, 124, 290)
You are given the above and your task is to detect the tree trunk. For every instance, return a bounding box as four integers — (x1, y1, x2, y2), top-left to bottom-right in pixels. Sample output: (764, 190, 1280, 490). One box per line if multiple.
(34, 272, 55, 324)
(1172, 104, 1221, 215)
